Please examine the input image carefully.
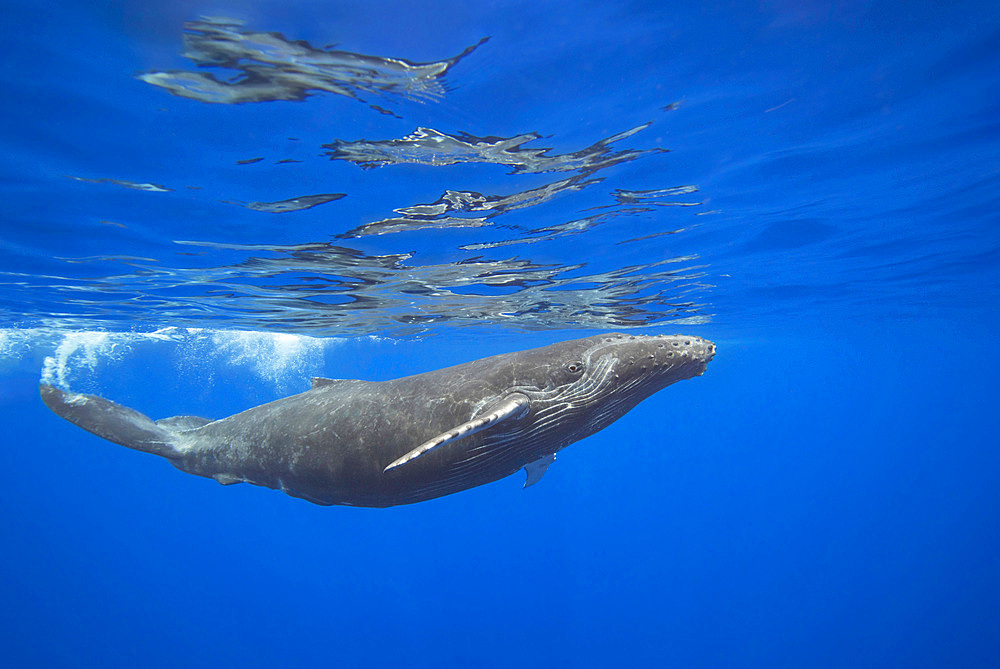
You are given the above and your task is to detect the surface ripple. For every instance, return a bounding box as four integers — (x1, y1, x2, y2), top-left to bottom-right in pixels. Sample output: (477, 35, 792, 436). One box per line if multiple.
(0, 17, 711, 336)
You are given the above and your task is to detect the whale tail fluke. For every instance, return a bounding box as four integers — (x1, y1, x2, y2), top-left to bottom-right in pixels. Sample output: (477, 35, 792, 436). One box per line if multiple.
(40, 384, 182, 460)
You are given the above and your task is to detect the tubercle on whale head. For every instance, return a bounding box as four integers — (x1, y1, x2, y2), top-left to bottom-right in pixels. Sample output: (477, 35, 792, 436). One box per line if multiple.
(574, 333, 715, 402)
(584, 333, 715, 375)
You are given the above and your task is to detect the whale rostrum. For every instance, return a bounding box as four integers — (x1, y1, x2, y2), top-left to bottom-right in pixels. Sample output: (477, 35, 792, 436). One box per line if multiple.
(40, 333, 715, 507)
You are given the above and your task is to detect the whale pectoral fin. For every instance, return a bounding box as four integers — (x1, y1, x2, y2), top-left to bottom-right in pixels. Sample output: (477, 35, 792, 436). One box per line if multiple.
(523, 453, 556, 488)
(383, 393, 531, 473)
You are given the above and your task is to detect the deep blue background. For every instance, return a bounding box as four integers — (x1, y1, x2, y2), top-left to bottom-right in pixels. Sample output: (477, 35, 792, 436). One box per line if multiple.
(2, 0, 1000, 667)
(3, 322, 999, 668)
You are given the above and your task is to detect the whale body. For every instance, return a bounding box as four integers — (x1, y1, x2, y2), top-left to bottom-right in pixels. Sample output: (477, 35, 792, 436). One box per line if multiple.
(40, 333, 715, 507)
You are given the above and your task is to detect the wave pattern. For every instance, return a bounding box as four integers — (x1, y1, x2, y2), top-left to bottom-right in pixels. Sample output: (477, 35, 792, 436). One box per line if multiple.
(324, 123, 660, 173)
(4, 18, 712, 336)
(15, 243, 709, 335)
(332, 124, 694, 241)
(138, 17, 488, 112)
(236, 193, 347, 214)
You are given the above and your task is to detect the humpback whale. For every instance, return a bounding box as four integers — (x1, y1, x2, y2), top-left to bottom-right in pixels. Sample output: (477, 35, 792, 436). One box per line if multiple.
(40, 333, 715, 507)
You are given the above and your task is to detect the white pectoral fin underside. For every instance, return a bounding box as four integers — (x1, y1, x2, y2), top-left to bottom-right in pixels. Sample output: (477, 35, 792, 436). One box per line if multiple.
(383, 393, 530, 473)
(523, 453, 556, 488)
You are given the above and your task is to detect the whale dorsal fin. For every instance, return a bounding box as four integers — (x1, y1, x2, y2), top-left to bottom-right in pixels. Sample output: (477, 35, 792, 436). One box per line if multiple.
(155, 415, 213, 431)
(523, 453, 556, 488)
(384, 393, 531, 473)
(310, 377, 346, 389)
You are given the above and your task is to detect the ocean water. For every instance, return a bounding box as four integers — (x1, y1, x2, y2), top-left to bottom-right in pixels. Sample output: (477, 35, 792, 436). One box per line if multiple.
(1, 0, 999, 667)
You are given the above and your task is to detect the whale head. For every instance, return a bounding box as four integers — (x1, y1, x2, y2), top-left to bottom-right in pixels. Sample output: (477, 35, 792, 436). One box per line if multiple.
(516, 332, 716, 446)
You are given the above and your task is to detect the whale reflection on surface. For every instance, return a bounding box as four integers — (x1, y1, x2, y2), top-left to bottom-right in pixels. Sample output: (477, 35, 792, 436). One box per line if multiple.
(4, 17, 711, 336)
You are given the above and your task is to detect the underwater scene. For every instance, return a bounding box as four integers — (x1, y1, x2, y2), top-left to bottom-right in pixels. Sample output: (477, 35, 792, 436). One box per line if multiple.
(1, 0, 999, 666)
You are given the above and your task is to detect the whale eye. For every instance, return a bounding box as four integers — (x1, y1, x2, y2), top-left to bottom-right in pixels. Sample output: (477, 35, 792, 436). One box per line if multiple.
(566, 362, 583, 374)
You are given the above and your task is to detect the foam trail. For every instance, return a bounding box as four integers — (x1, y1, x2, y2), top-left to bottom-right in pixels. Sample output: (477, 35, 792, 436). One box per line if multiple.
(207, 330, 330, 393)
(0, 328, 365, 394)
(41, 331, 115, 389)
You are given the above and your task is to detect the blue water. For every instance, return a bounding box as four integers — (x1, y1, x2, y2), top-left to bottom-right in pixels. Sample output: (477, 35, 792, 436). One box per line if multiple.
(2, 0, 999, 666)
